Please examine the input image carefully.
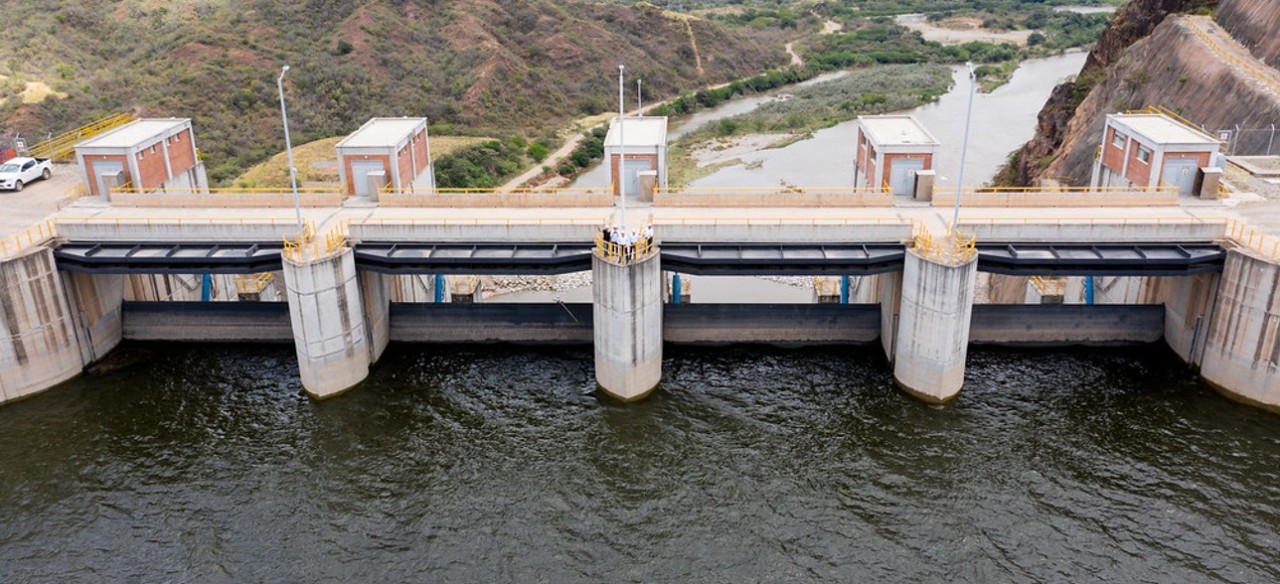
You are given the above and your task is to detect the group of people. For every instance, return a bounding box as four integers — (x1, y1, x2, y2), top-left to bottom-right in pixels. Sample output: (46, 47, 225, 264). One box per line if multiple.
(600, 223, 655, 262)
(601, 224, 654, 247)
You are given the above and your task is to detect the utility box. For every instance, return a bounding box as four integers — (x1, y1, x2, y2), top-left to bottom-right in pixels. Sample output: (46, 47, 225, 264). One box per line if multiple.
(1091, 112, 1222, 195)
(604, 116, 667, 198)
(854, 115, 939, 195)
(336, 117, 433, 198)
(75, 118, 207, 197)
(637, 170, 658, 202)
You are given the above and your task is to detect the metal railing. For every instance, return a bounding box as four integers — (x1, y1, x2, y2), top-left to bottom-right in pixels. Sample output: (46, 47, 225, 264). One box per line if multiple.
(912, 224, 976, 266)
(381, 186, 615, 196)
(234, 272, 276, 295)
(1225, 219, 1280, 262)
(956, 185, 1179, 194)
(658, 185, 891, 196)
(594, 233, 655, 266)
(108, 186, 343, 196)
(27, 113, 136, 160)
(282, 221, 346, 264)
(1184, 17, 1280, 101)
(0, 219, 57, 261)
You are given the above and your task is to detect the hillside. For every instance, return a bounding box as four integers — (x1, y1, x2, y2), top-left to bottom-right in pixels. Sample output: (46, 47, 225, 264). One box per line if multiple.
(0, 0, 785, 184)
(998, 0, 1280, 185)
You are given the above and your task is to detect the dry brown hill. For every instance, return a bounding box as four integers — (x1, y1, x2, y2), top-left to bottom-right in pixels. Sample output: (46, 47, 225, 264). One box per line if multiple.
(0, 0, 784, 183)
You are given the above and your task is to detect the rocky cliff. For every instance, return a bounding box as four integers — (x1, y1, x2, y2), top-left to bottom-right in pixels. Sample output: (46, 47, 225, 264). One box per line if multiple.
(1002, 0, 1250, 185)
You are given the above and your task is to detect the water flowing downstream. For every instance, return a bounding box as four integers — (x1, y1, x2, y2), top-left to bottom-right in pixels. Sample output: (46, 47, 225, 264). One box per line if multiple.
(2, 343, 1279, 581)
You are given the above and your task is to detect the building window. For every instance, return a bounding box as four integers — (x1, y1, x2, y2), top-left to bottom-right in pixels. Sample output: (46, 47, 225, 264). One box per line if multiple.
(1136, 146, 1151, 164)
(1112, 130, 1126, 148)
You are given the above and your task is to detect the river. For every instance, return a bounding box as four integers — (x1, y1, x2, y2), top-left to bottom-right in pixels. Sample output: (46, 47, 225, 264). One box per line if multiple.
(570, 53, 1087, 189)
(2, 343, 1279, 581)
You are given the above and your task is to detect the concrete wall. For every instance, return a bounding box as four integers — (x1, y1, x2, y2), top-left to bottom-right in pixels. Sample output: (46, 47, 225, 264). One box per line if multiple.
(592, 252, 662, 401)
(969, 304, 1164, 345)
(664, 304, 880, 344)
(0, 249, 87, 403)
(123, 302, 293, 342)
(359, 271, 391, 363)
(892, 251, 977, 403)
(62, 271, 125, 365)
(934, 189, 1178, 207)
(1198, 250, 1280, 409)
(281, 249, 370, 399)
(391, 303, 594, 343)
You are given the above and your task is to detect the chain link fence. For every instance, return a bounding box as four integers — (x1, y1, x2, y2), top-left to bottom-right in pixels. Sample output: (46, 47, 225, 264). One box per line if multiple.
(1215, 125, 1280, 156)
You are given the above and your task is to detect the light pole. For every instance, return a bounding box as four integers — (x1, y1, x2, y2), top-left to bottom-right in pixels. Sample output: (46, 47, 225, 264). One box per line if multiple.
(277, 65, 304, 240)
(951, 62, 976, 233)
(618, 64, 627, 230)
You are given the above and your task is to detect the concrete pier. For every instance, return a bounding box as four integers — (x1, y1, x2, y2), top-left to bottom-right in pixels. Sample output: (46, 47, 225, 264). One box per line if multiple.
(892, 248, 978, 403)
(592, 250, 662, 401)
(281, 248, 370, 399)
(0, 249, 89, 403)
(1197, 250, 1280, 410)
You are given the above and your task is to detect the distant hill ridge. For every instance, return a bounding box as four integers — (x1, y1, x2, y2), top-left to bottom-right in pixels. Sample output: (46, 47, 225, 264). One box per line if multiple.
(0, 0, 784, 183)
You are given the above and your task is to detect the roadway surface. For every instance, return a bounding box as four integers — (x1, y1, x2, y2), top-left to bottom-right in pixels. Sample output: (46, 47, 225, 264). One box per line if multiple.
(0, 162, 82, 238)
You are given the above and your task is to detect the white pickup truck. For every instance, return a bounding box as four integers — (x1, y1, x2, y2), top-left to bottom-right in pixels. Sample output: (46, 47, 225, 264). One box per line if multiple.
(0, 156, 52, 191)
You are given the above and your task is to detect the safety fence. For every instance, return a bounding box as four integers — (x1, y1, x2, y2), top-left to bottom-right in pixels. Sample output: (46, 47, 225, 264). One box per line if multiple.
(107, 186, 344, 208)
(594, 233, 655, 266)
(912, 224, 977, 266)
(0, 219, 57, 261)
(27, 113, 136, 160)
(283, 221, 347, 264)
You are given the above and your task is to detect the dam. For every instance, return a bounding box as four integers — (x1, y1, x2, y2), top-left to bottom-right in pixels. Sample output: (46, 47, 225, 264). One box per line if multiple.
(2, 177, 1276, 409)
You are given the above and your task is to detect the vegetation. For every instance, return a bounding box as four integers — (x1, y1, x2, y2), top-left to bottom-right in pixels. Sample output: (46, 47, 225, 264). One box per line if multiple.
(434, 138, 531, 189)
(0, 0, 784, 185)
(234, 135, 491, 188)
(666, 64, 953, 185)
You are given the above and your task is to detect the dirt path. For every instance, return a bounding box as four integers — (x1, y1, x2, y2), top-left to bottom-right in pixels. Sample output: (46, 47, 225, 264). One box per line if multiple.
(785, 42, 803, 67)
(683, 19, 705, 77)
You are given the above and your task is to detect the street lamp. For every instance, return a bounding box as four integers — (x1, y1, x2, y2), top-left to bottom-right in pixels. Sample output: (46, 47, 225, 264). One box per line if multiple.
(951, 62, 977, 233)
(276, 65, 304, 241)
(617, 64, 627, 230)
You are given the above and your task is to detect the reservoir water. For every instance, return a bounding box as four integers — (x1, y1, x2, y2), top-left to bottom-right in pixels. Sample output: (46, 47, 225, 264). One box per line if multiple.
(3, 343, 1280, 581)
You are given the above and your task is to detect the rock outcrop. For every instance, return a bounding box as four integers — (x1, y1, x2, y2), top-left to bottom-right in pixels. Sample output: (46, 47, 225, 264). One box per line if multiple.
(1003, 0, 1231, 185)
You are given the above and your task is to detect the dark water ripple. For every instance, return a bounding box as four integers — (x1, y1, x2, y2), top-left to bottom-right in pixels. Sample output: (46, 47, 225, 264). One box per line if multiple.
(2, 343, 1279, 583)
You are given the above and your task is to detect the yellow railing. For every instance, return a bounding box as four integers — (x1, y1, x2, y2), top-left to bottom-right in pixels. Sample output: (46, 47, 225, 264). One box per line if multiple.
(594, 233, 655, 265)
(1226, 218, 1280, 262)
(1183, 17, 1280, 102)
(912, 224, 976, 265)
(282, 221, 345, 263)
(108, 186, 343, 196)
(658, 186, 890, 196)
(57, 181, 91, 210)
(958, 185, 1178, 194)
(234, 272, 276, 295)
(1029, 275, 1067, 297)
(382, 186, 616, 196)
(0, 219, 58, 261)
(28, 113, 136, 160)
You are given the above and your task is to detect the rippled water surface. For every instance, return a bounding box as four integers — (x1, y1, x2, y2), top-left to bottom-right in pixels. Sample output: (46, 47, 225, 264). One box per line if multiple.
(3, 344, 1279, 582)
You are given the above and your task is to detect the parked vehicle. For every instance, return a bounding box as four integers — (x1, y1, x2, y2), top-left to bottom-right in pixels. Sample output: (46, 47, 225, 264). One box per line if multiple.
(0, 157, 52, 191)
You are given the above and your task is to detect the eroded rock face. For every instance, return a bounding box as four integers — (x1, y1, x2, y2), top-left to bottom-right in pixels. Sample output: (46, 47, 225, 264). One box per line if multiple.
(1039, 16, 1280, 184)
(1215, 0, 1280, 67)
(1002, 0, 1221, 185)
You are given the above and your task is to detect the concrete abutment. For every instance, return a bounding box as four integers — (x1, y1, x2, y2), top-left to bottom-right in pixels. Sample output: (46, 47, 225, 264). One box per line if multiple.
(1198, 250, 1280, 410)
(592, 250, 663, 402)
